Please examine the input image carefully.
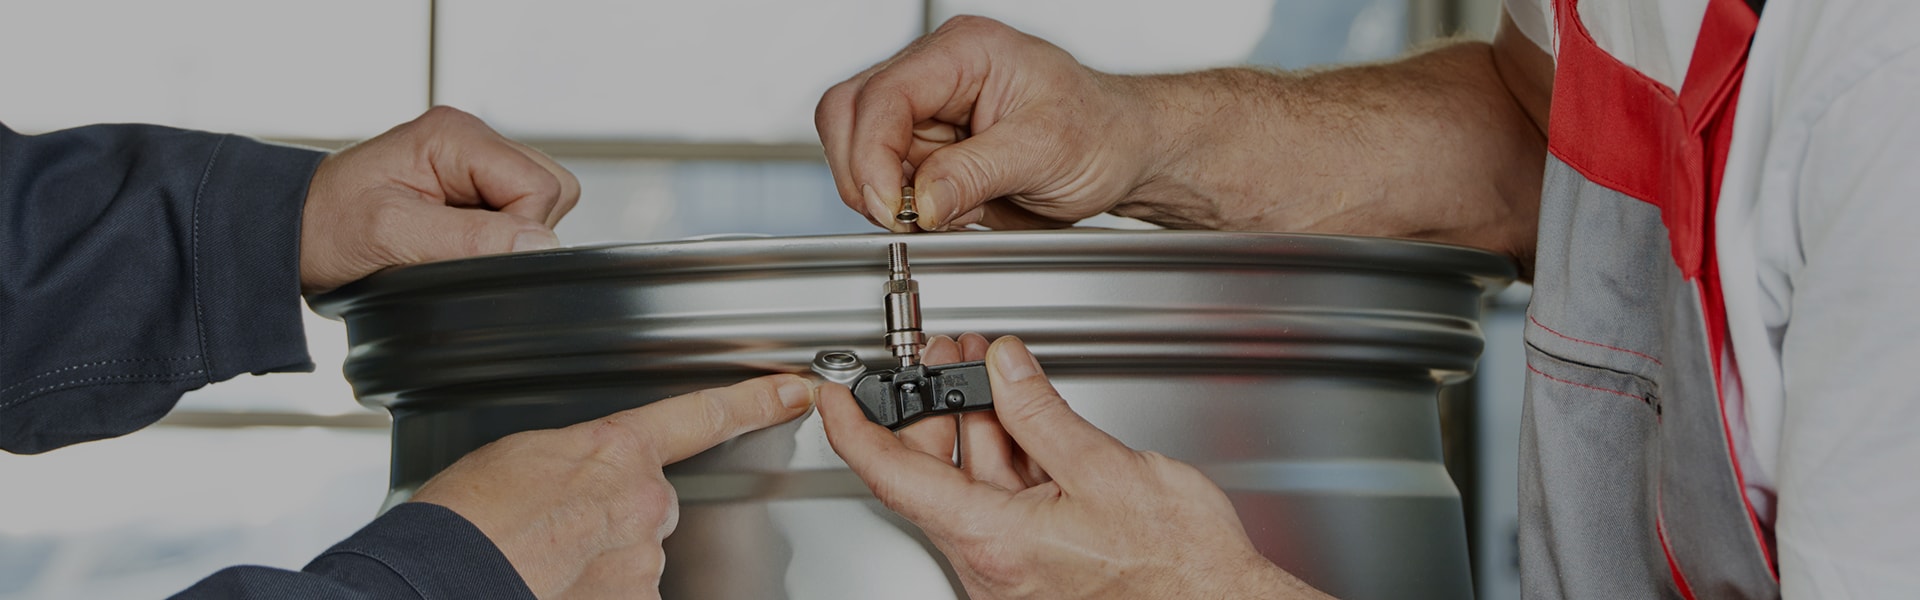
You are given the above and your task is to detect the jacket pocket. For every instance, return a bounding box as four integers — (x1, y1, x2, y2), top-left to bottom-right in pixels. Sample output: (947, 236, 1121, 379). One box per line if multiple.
(1518, 342, 1676, 598)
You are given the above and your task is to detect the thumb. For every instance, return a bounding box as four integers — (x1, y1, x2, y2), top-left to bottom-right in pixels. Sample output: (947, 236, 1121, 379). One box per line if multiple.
(983, 336, 1135, 491)
(386, 202, 560, 265)
(912, 125, 1072, 230)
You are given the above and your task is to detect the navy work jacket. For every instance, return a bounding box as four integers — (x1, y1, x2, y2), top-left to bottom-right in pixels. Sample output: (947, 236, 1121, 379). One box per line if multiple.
(0, 121, 534, 599)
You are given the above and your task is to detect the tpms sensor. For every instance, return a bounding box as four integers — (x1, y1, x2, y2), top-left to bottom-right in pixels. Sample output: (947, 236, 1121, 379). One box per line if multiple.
(811, 242, 994, 430)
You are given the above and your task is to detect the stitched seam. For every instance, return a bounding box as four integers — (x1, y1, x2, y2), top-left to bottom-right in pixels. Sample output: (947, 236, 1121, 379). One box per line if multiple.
(1528, 314, 1666, 365)
(319, 547, 434, 600)
(1526, 364, 1647, 402)
(1543, 0, 1683, 208)
(1524, 340, 1657, 385)
(0, 370, 207, 411)
(187, 136, 227, 385)
(0, 356, 200, 396)
(1550, 147, 1668, 208)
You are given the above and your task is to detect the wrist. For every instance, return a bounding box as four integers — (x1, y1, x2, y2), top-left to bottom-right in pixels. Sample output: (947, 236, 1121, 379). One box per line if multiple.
(1105, 73, 1200, 227)
(1105, 69, 1282, 230)
(1208, 555, 1333, 600)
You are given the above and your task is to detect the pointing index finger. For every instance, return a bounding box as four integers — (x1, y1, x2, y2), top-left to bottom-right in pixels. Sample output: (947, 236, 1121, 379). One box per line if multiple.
(601, 374, 816, 466)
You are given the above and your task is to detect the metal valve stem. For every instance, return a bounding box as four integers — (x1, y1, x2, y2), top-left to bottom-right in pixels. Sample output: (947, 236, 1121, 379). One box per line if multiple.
(883, 242, 926, 367)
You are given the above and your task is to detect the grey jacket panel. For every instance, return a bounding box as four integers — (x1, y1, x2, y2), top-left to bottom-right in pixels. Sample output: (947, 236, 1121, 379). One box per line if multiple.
(1521, 157, 1778, 599)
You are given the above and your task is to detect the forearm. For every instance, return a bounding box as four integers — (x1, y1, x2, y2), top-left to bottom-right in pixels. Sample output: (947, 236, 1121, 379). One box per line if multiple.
(1193, 555, 1337, 600)
(1115, 39, 1547, 268)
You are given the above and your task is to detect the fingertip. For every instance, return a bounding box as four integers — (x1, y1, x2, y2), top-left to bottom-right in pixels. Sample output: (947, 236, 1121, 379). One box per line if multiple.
(922, 335, 961, 365)
(402, 205, 549, 263)
(770, 373, 817, 411)
(918, 178, 962, 230)
(986, 336, 1042, 383)
(861, 184, 908, 232)
(958, 332, 990, 360)
(511, 228, 560, 252)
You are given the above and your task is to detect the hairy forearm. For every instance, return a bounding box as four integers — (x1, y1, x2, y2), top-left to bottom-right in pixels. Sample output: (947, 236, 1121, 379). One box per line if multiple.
(1189, 555, 1338, 600)
(1113, 40, 1546, 269)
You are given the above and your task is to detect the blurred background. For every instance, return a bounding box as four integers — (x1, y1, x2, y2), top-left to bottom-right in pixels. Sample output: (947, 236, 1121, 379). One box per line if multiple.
(0, 1, 1527, 598)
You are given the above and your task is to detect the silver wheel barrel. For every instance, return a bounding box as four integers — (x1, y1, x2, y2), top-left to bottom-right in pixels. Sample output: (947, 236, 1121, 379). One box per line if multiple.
(312, 230, 1514, 600)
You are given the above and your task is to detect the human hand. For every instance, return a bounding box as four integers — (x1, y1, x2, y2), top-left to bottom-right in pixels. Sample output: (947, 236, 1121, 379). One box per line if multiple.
(299, 106, 580, 293)
(815, 16, 1164, 232)
(409, 374, 816, 599)
(820, 335, 1331, 599)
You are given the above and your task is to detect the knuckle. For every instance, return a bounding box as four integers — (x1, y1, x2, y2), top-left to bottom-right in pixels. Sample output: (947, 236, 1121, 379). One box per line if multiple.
(1136, 451, 1221, 497)
(938, 14, 1005, 35)
(457, 214, 504, 257)
(635, 477, 679, 521)
(851, 75, 904, 115)
(684, 389, 734, 439)
(583, 416, 638, 455)
(734, 376, 789, 422)
(956, 538, 1024, 583)
(421, 105, 479, 126)
(1136, 450, 1192, 478)
(1136, 449, 1174, 466)
(472, 430, 530, 457)
(941, 15, 1027, 49)
(636, 547, 668, 586)
(611, 475, 681, 540)
(650, 487, 683, 538)
(530, 168, 565, 202)
(816, 81, 856, 128)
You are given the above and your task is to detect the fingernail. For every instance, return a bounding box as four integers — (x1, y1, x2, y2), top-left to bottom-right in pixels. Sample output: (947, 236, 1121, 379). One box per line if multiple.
(861, 184, 896, 232)
(512, 229, 560, 252)
(927, 178, 959, 229)
(778, 377, 817, 409)
(989, 337, 1040, 381)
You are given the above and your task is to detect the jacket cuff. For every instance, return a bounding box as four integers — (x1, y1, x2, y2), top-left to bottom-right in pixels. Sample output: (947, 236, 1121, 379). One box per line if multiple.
(192, 136, 325, 380)
(306, 502, 536, 599)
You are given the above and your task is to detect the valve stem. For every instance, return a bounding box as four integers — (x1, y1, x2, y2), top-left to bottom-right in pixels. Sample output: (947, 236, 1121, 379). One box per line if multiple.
(883, 242, 926, 367)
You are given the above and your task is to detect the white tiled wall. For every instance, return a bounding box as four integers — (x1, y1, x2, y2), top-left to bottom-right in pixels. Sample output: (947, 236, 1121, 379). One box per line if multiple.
(932, 0, 1408, 71)
(433, 0, 922, 142)
(0, 1, 428, 138)
(553, 158, 876, 243)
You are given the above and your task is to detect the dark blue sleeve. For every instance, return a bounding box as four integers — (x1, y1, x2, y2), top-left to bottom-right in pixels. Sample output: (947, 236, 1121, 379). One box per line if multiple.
(0, 120, 319, 453)
(1, 122, 536, 598)
(173, 503, 537, 600)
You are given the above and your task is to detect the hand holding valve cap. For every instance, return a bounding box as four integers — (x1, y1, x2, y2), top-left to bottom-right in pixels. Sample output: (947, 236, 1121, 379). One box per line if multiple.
(812, 241, 996, 430)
